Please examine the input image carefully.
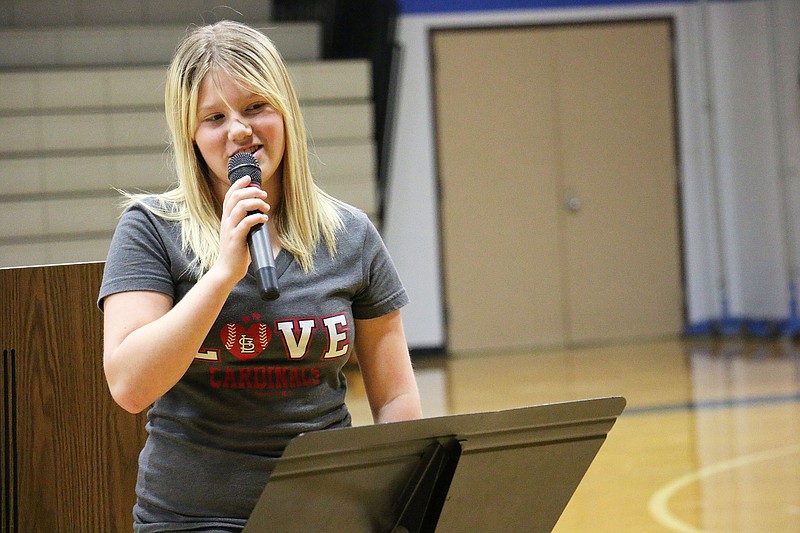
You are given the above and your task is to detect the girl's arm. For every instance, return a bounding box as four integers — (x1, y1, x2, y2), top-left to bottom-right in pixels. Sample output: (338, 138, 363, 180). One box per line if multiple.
(354, 309, 423, 424)
(103, 177, 268, 413)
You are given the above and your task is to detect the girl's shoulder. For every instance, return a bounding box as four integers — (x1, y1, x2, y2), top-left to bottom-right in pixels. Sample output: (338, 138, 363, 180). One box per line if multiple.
(121, 193, 183, 220)
(331, 200, 371, 227)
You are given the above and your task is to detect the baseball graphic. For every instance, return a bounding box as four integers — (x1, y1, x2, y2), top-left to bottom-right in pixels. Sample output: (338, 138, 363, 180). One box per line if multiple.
(221, 317, 271, 361)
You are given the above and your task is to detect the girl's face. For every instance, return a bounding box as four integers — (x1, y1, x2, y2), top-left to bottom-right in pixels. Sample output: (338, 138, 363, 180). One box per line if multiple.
(193, 69, 286, 203)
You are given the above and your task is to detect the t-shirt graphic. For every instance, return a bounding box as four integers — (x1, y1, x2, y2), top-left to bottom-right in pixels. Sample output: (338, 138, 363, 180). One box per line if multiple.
(222, 313, 270, 361)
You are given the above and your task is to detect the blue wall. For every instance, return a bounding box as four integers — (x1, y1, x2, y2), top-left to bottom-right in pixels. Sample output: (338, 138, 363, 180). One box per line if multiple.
(398, 0, 693, 15)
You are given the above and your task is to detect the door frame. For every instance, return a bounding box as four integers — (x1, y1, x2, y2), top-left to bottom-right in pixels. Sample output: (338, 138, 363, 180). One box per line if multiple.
(428, 17, 686, 353)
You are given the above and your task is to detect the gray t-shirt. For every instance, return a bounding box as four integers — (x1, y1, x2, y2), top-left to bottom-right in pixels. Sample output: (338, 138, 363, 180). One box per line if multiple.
(98, 199, 408, 531)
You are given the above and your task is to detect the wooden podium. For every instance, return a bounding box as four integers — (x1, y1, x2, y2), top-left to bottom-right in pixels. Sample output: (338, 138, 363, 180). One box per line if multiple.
(1, 262, 146, 532)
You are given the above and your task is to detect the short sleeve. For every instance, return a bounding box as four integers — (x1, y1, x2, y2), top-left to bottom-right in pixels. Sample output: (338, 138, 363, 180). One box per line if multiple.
(351, 213, 409, 320)
(97, 202, 181, 310)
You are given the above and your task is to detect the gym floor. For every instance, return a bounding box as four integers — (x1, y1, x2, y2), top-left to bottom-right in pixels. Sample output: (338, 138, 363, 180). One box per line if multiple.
(345, 337, 800, 532)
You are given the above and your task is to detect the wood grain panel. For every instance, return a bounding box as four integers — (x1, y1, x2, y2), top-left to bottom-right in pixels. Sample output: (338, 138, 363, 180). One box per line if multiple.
(0, 262, 146, 532)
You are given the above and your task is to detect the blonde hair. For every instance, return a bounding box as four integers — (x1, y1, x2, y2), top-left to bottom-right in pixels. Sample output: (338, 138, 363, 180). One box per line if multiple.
(131, 20, 343, 274)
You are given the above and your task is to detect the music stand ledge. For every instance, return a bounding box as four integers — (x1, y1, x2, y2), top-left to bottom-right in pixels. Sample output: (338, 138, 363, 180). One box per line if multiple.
(244, 396, 626, 533)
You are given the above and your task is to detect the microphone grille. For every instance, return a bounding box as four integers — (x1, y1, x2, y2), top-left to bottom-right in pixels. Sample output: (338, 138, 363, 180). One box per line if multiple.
(227, 152, 262, 186)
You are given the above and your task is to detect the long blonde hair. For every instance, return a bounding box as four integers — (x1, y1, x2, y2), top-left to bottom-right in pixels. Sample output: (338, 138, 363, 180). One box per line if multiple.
(131, 20, 343, 274)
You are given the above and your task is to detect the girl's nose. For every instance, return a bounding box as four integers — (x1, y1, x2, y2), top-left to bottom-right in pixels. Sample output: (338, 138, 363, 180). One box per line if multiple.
(229, 117, 252, 140)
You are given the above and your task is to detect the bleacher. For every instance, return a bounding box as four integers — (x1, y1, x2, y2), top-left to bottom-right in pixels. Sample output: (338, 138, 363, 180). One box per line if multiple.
(0, 8, 377, 267)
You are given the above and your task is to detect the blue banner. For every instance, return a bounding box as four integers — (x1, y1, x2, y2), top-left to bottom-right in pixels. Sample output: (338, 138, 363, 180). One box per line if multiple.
(399, 0, 701, 15)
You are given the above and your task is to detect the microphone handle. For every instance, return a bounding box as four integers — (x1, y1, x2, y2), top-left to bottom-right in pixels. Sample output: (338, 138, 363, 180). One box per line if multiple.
(247, 220, 280, 300)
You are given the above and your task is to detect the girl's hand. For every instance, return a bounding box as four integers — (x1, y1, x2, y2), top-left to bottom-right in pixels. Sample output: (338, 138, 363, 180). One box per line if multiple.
(215, 175, 270, 283)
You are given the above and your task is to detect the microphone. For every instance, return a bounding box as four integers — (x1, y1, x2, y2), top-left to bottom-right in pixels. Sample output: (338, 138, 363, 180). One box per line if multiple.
(227, 152, 280, 300)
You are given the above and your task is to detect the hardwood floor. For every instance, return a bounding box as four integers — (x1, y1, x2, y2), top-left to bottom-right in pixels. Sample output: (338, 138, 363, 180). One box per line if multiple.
(345, 337, 800, 532)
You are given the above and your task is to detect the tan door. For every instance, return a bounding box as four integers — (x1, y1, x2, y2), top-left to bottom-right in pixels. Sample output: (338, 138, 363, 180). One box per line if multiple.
(433, 20, 683, 353)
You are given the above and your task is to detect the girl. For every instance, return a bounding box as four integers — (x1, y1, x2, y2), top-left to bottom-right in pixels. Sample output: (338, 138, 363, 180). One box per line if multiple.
(99, 20, 422, 532)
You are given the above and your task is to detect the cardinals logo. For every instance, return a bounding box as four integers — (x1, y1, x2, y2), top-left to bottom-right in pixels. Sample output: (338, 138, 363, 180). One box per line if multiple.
(221, 314, 272, 361)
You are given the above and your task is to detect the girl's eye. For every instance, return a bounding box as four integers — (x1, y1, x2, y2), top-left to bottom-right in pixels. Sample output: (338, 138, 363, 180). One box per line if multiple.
(204, 113, 224, 122)
(248, 102, 266, 112)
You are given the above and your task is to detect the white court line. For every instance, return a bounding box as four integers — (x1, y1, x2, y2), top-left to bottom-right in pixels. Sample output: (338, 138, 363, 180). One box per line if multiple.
(648, 444, 800, 533)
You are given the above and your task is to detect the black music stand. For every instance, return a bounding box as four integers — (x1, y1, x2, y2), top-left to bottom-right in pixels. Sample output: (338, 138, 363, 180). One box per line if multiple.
(243, 396, 625, 533)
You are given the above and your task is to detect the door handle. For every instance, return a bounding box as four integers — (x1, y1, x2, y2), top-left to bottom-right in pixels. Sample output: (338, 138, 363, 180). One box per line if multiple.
(565, 197, 582, 212)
